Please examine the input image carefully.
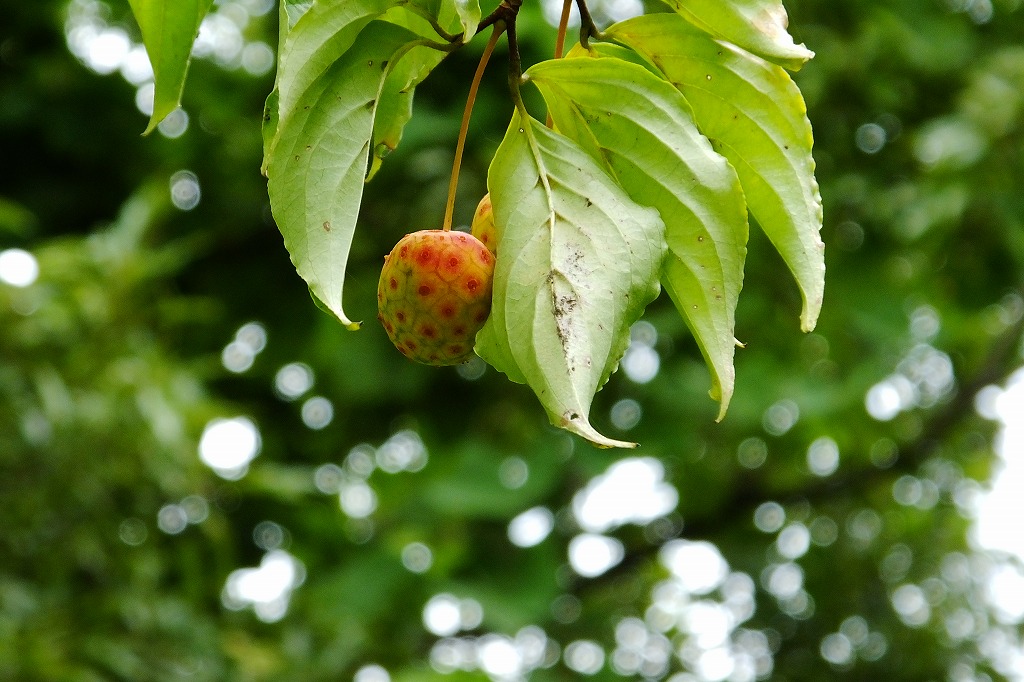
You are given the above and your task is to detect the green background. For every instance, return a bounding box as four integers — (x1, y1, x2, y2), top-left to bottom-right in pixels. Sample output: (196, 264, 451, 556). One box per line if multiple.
(2, 0, 1023, 679)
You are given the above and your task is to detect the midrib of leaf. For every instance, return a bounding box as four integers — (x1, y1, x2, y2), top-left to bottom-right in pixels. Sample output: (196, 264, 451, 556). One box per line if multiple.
(479, 111, 665, 448)
(519, 113, 601, 409)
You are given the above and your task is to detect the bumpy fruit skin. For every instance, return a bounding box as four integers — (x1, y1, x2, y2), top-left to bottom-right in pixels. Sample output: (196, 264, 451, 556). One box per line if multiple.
(377, 230, 494, 366)
(470, 193, 498, 256)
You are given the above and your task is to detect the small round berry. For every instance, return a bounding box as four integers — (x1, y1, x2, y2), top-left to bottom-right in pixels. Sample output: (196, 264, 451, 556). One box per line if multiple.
(378, 230, 495, 366)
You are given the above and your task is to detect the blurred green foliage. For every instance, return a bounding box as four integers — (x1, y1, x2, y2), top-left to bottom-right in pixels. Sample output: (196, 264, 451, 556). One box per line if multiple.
(2, 0, 1023, 680)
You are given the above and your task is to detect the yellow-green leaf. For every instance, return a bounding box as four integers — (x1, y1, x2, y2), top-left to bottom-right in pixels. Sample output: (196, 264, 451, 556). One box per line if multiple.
(127, 0, 213, 134)
(610, 14, 824, 331)
(659, 0, 814, 71)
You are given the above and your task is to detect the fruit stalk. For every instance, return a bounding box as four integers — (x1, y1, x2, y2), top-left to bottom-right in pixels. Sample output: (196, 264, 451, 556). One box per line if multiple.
(442, 24, 504, 232)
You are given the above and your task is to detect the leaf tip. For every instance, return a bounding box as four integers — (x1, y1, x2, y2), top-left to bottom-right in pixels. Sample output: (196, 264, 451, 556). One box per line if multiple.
(140, 117, 160, 137)
(800, 297, 822, 333)
(561, 412, 638, 449)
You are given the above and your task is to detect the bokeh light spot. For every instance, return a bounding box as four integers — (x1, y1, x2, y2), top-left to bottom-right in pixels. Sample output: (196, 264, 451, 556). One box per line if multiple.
(0, 248, 39, 287)
(508, 507, 554, 548)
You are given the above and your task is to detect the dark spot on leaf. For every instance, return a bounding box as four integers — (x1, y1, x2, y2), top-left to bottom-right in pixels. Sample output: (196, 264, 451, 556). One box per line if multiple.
(389, 277, 398, 290)
(419, 284, 432, 296)
(323, 221, 331, 232)
(585, 199, 593, 207)
(381, 60, 389, 68)
(366, 99, 376, 110)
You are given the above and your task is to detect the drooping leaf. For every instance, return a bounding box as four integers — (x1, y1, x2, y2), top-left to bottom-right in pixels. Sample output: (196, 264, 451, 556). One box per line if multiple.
(367, 6, 451, 180)
(526, 56, 748, 419)
(263, 0, 398, 174)
(397, 0, 478, 40)
(282, 0, 315, 29)
(266, 20, 422, 329)
(476, 110, 666, 449)
(658, 0, 814, 71)
(127, 0, 213, 134)
(609, 14, 824, 331)
(452, 0, 481, 41)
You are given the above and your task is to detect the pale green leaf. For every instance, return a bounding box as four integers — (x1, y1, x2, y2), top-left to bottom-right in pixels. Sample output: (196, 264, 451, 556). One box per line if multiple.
(609, 14, 824, 331)
(266, 20, 421, 329)
(127, 0, 213, 134)
(282, 0, 315, 29)
(527, 56, 748, 419)
(452, 0, 481, 41)
(264, 0, 401, 172)
(658, 0, 814, 71)
(367, 6, 450, 180)
(476, 110, 666, 449)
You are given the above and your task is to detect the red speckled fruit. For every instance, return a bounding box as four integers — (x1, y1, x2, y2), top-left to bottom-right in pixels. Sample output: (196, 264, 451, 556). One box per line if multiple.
(377, 230, 495, 366)
(470, 193, 498, 256)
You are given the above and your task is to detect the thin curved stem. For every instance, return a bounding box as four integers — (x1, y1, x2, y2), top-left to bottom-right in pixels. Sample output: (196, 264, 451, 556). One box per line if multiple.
(506, 13, 527, 114)
(574, 0, 604, 48)
(405, 3, 463, 44)
(554, 0, 573, 58)
(545, 0, 574, 127)
(442, 24, 504, 231)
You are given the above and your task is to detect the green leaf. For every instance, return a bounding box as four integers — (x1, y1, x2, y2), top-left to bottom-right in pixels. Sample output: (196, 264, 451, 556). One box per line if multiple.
(658, 0, 814, 71)
(452, 0, 481, 41)
(266, 20, 422, 329)
(527, 56, 748, 419)
(127, 0, 213, 135)
(609, 14, 824, 331)
(367, 6, 450, 180)
(476, 110, 666, 449)
(367, 43, 445, 181)
(263, 0, 396, 175)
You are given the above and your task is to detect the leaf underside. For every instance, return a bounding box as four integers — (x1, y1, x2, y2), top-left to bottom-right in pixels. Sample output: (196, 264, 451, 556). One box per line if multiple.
(659, 0, 814, 71)
(266, 18, 419, 329)
(609, 14, 824, 331)
(127, 0, 214, 134)
(477, 110, 666, 449)
(264, 0, 456, 328)
(527, 55, 748, 419)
